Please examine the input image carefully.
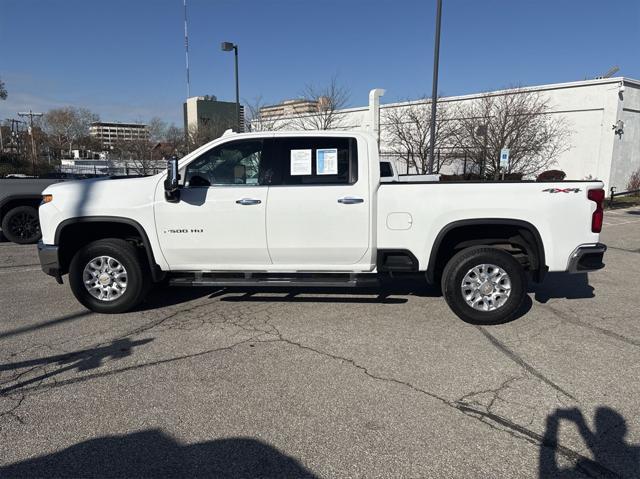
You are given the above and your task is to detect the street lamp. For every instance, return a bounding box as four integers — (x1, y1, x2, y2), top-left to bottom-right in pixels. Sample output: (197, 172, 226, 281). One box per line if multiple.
(427, 0, 443, 174)
(221, 41, 240, 132)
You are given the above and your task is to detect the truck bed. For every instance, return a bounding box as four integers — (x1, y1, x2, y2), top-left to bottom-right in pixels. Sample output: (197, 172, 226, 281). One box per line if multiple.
(376, 180, 603, 272)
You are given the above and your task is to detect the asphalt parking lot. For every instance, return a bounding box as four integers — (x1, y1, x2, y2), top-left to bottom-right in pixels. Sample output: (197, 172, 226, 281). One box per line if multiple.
(1, 208, 639, 478)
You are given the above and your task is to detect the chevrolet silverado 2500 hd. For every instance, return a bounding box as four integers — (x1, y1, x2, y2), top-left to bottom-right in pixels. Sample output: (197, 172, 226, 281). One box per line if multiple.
(37, 130, 606, 324)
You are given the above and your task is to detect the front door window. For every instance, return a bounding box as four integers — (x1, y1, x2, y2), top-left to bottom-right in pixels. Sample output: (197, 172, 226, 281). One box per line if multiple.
(184, 140, 265, 187)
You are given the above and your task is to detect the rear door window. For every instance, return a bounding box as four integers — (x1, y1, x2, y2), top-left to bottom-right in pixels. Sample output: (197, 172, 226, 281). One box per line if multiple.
(268, 137, 358, 185)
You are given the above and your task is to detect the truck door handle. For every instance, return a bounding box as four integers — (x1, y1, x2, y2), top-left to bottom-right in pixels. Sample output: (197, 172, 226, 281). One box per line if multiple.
(236, 198, 262, 205)
(337, 197, 364, 204)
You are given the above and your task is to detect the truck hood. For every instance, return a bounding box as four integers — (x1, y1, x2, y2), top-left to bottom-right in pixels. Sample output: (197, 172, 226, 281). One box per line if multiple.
(42, 175, 160, 218)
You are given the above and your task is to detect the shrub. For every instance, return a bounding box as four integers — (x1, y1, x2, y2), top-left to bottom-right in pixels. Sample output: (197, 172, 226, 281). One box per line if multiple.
(439, 173, 483, 182)
(439, 172, 524, 182)
(536, 170, 566, 181)
(627, 168, 640, 196)
(503, 173, 524, 181)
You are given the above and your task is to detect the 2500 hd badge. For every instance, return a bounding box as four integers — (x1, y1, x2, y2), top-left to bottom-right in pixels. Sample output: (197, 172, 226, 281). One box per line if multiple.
(164, 228, 204, 234)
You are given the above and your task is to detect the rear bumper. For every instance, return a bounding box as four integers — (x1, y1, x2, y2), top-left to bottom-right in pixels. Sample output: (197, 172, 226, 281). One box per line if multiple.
(38, 241, 63, 283)
(567, 243, 607, 273)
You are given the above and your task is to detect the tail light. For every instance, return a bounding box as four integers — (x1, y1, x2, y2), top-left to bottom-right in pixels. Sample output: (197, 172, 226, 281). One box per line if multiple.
(588, 188, 604, 233)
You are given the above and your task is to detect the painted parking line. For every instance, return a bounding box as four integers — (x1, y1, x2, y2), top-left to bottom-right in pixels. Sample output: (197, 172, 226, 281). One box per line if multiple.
(603, 220, 640, 227)
(0, 267, 42, 275)
(605, 208, 640, 215)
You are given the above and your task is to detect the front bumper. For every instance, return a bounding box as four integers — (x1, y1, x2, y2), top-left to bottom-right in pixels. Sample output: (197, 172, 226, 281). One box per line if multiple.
(38, 241, 63, 284)
(567, 243, 607, 273)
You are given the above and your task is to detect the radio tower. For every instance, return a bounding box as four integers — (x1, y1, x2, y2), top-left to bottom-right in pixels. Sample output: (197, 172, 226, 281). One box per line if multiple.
(184, 0, 191, 99)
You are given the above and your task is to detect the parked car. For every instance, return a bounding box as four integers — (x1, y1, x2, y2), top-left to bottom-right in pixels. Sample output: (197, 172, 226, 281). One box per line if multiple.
(38, 130, 606, 323)
(0, 178, 66, 244)
(4, 173, 37, 179)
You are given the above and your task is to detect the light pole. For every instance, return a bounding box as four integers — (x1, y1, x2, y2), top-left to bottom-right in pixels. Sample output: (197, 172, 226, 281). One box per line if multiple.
(427, 0, 443, 174)
(221, 41, 240, 132)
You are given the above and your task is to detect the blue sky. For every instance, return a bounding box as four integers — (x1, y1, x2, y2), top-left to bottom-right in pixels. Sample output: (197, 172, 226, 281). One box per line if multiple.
(1, 0, 639, 126)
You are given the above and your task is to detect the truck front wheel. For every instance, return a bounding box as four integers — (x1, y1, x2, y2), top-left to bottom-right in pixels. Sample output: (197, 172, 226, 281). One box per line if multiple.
(68, 238, 150, 314)
(441, 246, 526, 324)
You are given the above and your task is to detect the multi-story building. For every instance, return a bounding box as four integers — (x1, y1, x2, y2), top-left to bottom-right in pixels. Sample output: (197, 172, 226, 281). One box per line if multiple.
(259, 98, 321, 119)
(89, 121, 149, 148)
(183, 95, 244, 136)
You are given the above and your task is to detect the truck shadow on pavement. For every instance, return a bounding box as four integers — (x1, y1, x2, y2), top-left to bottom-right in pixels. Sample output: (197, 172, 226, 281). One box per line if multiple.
(539, 406, 639, 478)
(529, 272, 594, 304)
(138, 278, 441, 310)
(140, 279, 534, 321)
(210, 277, 440, 305)
(0, 338, 153, 396)
(0, 429, 318, 478)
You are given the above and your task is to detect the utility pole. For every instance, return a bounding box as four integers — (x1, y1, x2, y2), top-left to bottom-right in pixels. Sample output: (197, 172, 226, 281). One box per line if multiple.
(18, 110, 44, 175)
(427, 0, 443, 174)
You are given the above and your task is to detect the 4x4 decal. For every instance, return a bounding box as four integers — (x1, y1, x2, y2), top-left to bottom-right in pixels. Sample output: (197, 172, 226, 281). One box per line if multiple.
(542, 188, 582, 193)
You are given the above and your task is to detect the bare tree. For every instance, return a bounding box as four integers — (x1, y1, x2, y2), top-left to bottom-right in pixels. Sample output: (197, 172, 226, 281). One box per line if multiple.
(186, 116, 234, 151)
(111, 137, 157, 175)
(453, 89, 571, 178)
(164, 124, 187, 157)
(43, 107, 99, 156)
(0, 77, 7, 100)
(243, 96, 288, 132)
(384, 98, 459, 174)
(291, 76, 350, 130)
(147, 117, 168, 143)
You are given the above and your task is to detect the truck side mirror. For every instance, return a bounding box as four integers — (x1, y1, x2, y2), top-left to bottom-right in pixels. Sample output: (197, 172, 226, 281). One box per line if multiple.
(164, 156, 181, 202)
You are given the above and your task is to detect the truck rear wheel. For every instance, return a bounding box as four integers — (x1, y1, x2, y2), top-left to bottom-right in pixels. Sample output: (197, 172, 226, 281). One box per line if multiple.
(1, 206, 41, 244)
(441, 246, 526, 324)
(69, 238, 150, 314)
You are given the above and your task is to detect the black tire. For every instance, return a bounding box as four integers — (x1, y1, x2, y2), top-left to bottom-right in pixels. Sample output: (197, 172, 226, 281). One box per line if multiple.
(1, 206, 41, 244)
(441, 246, 526, 325)
(68, 238, 150, 314)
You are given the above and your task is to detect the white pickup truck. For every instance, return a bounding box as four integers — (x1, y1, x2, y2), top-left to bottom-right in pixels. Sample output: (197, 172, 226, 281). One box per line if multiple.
(38, 130, 606, 324)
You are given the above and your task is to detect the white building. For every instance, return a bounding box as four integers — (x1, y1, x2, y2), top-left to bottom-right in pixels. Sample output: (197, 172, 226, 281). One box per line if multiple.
(89, 121, 149, 148)
(267, 78, 640, 191)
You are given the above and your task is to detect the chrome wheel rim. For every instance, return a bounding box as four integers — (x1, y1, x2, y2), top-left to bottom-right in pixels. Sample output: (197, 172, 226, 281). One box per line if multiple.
(83, 256, 128, 301)
(461, 263, 511, 311)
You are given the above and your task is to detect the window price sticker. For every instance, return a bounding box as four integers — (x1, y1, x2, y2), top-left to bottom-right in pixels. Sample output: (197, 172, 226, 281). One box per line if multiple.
(316, 148, 338, 175)
(290, 149, 312, 175)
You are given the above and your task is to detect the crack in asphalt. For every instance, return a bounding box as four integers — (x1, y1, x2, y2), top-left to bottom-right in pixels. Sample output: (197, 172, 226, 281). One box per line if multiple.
(457, 373, 528, 413)
(541, 303, 640, 348)
(476, 326, 577, 401)
(456, 405, 620, 478)
(0, 293, 621, 477)
(0, 393, 26, 428)
(2, 336, 266, 397)
(258, 325, 617, 479)
(0, 295, 277, 400)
